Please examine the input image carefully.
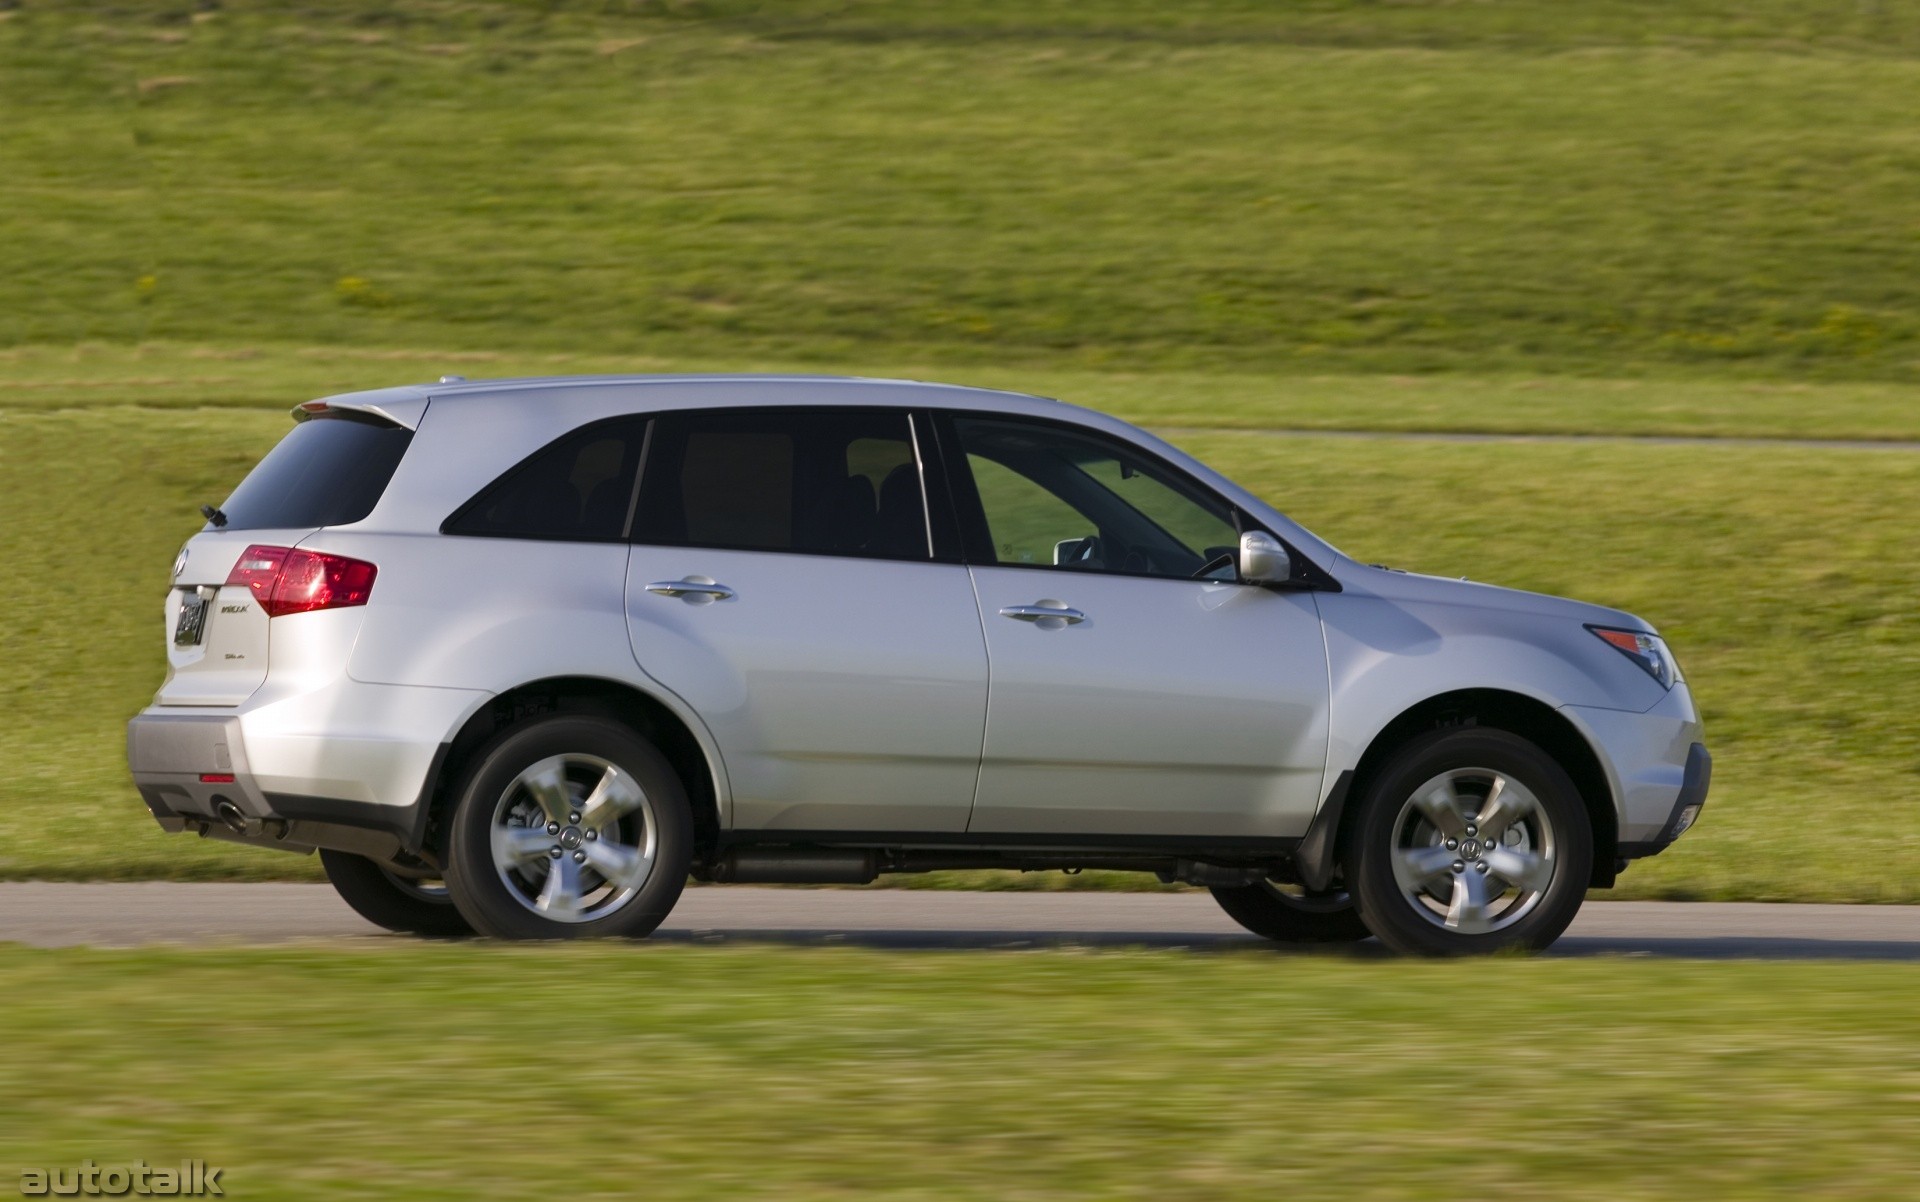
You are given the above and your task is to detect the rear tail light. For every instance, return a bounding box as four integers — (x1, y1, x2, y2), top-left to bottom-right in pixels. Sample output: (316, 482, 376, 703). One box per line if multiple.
(225, 544, 377, 617)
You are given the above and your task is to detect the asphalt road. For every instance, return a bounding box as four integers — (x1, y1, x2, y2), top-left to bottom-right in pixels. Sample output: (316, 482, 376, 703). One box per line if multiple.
(2, 883, 1916, 958)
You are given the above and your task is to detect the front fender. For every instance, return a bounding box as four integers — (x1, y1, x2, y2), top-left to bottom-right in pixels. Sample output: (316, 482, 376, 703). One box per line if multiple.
(1317, 591, 1664, 795)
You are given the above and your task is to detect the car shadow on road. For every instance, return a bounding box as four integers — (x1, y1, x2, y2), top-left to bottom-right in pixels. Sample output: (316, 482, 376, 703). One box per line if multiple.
(648, 928, 1920, 961)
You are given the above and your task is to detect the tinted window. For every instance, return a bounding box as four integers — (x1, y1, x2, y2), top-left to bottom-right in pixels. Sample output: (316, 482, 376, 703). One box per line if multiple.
(445, 417, 648, 541)
(951, 416, 1239, 579)
(217, 413, 413, 530)
(634, 409, 928, 560)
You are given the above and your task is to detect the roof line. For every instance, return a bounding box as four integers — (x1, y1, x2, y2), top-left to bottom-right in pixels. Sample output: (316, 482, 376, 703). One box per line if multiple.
(416, 372, 1053, 401)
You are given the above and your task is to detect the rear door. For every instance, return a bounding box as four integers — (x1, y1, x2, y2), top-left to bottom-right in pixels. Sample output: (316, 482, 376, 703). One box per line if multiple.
(940, 412, 1331, 838)
(158, 410, 414, 706)
(624, 407, 988, 832)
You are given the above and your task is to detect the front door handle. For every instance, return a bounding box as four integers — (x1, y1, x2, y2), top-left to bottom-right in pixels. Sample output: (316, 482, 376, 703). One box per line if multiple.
(999, 602, 1085, 625)
(646, 578, 736, 601)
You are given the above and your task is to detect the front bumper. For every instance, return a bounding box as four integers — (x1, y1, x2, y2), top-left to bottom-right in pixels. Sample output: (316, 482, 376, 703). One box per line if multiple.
(1562, 680, 1710, 860)
(1618, 741, 1710, 859)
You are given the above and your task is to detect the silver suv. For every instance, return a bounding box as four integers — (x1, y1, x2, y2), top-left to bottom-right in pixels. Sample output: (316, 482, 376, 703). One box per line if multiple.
(127, 376, 1708, 954)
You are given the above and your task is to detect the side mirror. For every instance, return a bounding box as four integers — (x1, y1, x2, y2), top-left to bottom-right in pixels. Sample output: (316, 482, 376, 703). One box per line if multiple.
(1238, 531, 1291, 585)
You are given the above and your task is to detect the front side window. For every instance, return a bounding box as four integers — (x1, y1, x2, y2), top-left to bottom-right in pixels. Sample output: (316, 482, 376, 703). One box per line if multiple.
(949, 416, 1240, 580)
(632, 408, 929, 560)
(444, 417, 649, 542)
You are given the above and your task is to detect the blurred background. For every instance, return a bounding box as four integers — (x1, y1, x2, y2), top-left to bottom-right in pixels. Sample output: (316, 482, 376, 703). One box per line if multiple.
(2, 3, 1917, 1197)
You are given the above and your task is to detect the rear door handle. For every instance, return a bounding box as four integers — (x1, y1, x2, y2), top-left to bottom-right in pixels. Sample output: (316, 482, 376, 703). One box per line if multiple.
(999, 603, 1085, 625)
(645, 579, 735, 601)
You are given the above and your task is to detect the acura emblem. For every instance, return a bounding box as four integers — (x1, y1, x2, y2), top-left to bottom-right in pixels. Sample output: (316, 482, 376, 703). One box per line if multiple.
(173, 547, 189, 579)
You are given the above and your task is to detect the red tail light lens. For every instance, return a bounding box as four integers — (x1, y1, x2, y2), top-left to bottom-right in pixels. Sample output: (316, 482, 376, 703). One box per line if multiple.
(225, 544, 377, 617)
(227, 545, 289, 605)
(269, 547, 377, 616)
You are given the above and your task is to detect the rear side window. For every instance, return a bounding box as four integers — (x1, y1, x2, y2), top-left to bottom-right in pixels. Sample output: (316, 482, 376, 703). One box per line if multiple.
(217, 412, 413, 530)
(633, 408, 929, 560)
(444, 417, 650, 542)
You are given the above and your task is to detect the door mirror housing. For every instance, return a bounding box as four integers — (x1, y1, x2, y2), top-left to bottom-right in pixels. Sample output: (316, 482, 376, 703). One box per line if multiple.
(1238, 531, 1291, 585)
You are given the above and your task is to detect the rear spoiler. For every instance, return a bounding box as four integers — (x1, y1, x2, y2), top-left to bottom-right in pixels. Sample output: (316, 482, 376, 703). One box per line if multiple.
(289, 393, 427, 430)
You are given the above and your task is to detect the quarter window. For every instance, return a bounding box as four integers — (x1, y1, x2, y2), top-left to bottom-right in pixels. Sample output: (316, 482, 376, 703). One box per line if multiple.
(950, 416, 1240, 580)
(443, 417, 649, 542)
(633, 409, 930, 560)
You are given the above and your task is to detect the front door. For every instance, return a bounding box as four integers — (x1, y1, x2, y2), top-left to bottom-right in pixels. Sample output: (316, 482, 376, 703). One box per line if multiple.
(624, 406, 988, 832)
(941, 413, 1331, 838)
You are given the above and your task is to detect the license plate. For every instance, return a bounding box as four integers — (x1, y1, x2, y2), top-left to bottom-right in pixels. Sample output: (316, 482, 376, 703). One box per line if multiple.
(174, 590, 209, 647)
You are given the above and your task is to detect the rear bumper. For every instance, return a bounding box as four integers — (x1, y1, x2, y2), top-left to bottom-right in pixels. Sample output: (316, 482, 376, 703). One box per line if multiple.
(127, 711, 280, 832)
(127, 678, 485, 859)
(129, 710, 455, 860)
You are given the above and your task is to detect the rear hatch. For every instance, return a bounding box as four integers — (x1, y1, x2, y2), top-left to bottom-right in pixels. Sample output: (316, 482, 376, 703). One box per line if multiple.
(158, 408, 414, 706)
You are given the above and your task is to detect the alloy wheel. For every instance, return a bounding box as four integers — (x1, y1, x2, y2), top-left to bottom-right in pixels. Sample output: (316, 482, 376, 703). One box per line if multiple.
(487, 753, 658, 923)
(1389, 767, 1558, 935)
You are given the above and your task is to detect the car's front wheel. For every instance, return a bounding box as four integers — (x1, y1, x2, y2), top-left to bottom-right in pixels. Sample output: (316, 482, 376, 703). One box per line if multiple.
(444, 716, 693, 940)
(318, 849, 473, 938)
(1347, 728, 1592, 956)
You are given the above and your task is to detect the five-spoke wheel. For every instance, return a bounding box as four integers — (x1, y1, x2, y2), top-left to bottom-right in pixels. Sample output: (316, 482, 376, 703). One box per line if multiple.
(444, 717, 692, 939)
(1349, 728, 1591, 956)
(1389, 767, 1557, 935)
(486, 753, 660, 923)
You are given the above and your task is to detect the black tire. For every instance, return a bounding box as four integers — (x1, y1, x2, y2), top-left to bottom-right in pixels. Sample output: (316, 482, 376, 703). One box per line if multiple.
(1348, 728, 1592, 957)
(444, 716, 693, 940)
(1210, 881, 1373, 943)
(319, 849, 474, 938)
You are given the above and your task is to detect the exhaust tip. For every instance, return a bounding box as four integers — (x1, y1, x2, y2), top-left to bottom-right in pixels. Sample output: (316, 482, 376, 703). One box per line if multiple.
(213, 800, 249, 835)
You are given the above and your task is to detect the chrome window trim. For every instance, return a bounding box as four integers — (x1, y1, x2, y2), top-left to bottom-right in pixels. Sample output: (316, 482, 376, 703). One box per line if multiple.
(906, 413, 937, 560)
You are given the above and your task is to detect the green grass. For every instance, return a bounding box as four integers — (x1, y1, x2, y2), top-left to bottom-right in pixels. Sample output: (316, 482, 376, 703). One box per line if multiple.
(5, 1, 1920, 379)
(9, 343, 1920, 440)
(3, 0, 1919, 895)
(4, 398, 1917, 899)
(2, 942, 1917, 1200)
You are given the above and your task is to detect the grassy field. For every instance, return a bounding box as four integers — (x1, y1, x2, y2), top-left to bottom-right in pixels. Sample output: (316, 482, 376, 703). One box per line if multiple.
(4, 2, 1920, 380)
(3, 389, 1916, 900)
(1, 1, 1917, 897)
(2, 942, 1917, 1200)
(9, 342, 1920, 440)
(8, 6, 1919, 1198)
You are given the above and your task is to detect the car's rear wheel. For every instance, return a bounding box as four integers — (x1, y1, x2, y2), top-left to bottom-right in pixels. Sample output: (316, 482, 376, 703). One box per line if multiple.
(1348, 728, 1592, 956)
(444, 716, 693, 940)
(319, 848, 473, 938)
(1210, 880, 1372, 943)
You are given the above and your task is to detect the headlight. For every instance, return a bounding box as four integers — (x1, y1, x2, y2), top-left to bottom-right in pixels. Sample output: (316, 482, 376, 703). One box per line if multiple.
(1588, 626, 1679, 688)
